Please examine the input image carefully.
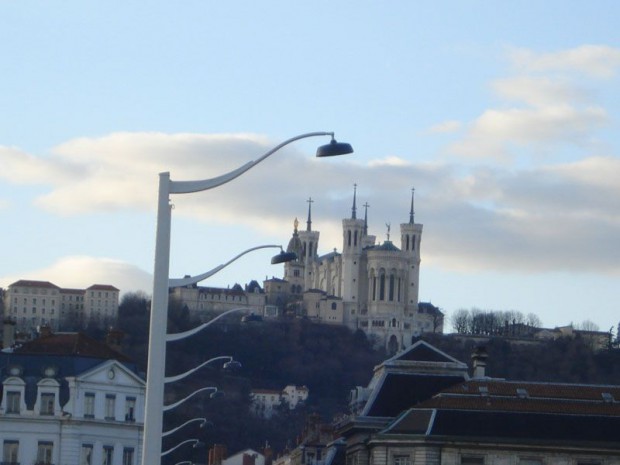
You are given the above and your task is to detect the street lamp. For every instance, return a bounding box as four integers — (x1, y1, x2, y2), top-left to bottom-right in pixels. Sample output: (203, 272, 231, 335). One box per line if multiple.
(142, 131, 353, 465)
(161, 439, 203, 458)
(162, 418, 210, 438)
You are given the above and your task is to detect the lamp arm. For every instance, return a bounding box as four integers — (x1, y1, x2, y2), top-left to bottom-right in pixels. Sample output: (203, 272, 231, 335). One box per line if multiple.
(165, 356, 232, 384)
(169, 245, 282, 287)
(161, 439, 200, 457)
(163, 387, 217, 412)
(162, 418, 208, 438)
(169, 132, 334, 194)
(166, 307, 251, 342)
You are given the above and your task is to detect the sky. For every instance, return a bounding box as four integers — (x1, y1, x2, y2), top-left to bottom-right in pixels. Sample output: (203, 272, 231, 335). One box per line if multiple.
(1, 1, 619, 333)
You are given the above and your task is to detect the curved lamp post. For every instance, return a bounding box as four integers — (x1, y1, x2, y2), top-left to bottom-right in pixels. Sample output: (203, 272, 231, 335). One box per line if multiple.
(161, 439, 203, 458)
(165, 356, 238, 384)
(162, 417, 210, 438)
(142, 131, 353, 465)
(163, 386, 220, 412)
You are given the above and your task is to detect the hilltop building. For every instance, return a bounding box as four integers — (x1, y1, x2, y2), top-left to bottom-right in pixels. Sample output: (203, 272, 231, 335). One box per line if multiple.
(266, 188, 443, 352)
(250, 385, 309, 419)
(0, 329, 145, 465)
(3, 280, 120, 335)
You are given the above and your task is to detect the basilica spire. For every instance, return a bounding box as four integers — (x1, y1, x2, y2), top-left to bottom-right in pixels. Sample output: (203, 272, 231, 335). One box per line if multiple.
(409, 187, 415, 224)
(306, 197, 314, 231)
(363, 202, 370, 236)
(351, 183, 358, 219)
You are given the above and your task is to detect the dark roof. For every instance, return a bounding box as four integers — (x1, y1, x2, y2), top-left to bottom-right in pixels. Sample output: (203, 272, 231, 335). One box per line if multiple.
(86, 284, 120, 291)
(368, 241, 400, 252)
(391, 341, 458, 363)
(386, 408, 620, 447)
(12, 332, 131, 362)
(365, 373, 466, 417)
(8, 280, 60, 289)
(417, 379, 620, 416)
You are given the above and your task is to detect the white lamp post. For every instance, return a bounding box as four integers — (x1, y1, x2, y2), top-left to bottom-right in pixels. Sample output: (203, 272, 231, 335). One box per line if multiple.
(142, 132, 353, 465)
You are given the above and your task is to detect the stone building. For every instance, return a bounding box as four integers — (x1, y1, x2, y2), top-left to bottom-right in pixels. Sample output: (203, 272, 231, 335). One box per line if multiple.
(3, 280, 119, 334)
(268, 188, 443, 352)
(0, 330, 145, 465)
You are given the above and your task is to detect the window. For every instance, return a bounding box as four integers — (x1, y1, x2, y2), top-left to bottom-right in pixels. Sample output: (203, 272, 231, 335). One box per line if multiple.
(103, 446, 114, 465)
(105, 394, 116, 420)
(84, 392, 95, 418)
(81, 444, 93, 465)
(6, 391, 21, 413)
(393, 455, 411, 465)
(37, 441, 54, 465)
(123, 448, 135, 465)
(40, 393, 55, 415)
(461, 457, 484, 465)
(3, 440, 19, 464)
(519, 459, 542, 465)
(125, 397, 136, 421)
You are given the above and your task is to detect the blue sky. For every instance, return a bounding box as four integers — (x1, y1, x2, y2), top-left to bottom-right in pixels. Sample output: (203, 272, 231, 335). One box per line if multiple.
(1, 1, 619, 333)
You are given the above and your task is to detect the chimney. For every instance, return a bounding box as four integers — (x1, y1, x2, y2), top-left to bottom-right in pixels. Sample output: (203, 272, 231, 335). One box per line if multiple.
(471, 346, 488, 379)
(263, 442, 273, 465)
(39, 324, 52, 338)
(242, 454, 257, 465)
(106, 328, 124, 352)
(209, 444, 227, 465)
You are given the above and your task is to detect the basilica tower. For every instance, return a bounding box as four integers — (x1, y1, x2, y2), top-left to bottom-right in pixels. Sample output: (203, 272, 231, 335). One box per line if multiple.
(400, 188, 423, 307)
(297, 197, 320, 291)
(341, 185, 365, 302)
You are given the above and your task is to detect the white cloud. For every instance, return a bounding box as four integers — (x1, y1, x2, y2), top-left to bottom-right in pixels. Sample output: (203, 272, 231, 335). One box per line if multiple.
(0, 256, 152, 295)
(509, 45, 620, 78)
(427, 120, 462, 133)
(448, 45, 617, 161)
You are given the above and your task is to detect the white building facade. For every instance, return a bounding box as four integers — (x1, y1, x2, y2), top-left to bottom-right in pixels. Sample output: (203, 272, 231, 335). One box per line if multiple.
(4, 280, 119, 334)
(0, 334, 145, 465)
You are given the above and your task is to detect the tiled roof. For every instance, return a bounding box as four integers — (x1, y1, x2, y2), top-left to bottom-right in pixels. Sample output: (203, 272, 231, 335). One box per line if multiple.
(86, 284, 120, 291)
(13, 332, 131, 362)
(386, 408, 620, 446)
(416, 379, 620, 416)
(8, 280, 60, 289)
(365, 373, 466, 417)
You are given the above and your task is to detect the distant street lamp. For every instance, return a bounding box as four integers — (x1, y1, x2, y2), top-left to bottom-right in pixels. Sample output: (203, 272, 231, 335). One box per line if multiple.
(161, 439, 202, 458)
(141, 132, 353, 465)
(162, 418, 210, 438)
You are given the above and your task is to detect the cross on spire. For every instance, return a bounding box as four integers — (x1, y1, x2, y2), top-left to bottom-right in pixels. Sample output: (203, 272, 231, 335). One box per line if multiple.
(306, 197, 314, 231)
(409, 187, 415, 224)
(351, 183, 357, 219)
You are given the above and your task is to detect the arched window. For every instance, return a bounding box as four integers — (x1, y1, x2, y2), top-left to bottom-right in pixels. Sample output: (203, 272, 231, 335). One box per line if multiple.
(412, 235, 416, 251)
(406, 235, 410, 251)
(347, 230, 351, 247)
(389, 275, 395, 301)
(331, 302, 337, 310)
(379, 274, 385, 301)
(372, 276, 377, 301)
(354, 230, 358, 246)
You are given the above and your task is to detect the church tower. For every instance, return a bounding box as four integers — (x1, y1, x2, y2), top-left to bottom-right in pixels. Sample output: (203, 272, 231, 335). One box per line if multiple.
(283, 218, 305, 297)
(341, 184, 365, 302)
(297, 197, 320, 291)
(400, 188, 423, 308)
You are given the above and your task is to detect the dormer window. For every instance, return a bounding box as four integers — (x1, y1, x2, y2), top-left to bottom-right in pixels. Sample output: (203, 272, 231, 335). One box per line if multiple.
(40, 393, 55, 415)
(516, 388, 529, 399)
(6, 391, 21, 414)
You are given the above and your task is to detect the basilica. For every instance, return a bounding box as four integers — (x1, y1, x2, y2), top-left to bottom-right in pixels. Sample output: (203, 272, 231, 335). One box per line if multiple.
(264, 187, 443, 352)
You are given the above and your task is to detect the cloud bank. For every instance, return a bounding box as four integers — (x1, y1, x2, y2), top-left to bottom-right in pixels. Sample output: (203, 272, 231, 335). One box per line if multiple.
(0, 45, 618, 280)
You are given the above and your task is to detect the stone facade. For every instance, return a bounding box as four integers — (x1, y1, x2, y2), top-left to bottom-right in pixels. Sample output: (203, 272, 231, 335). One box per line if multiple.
(269, 189, 443, 352)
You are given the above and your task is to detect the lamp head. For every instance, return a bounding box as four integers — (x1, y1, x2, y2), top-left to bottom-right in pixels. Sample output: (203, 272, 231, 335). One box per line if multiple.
(316, 137, 354, 157)
(271, 250, 297, 264)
